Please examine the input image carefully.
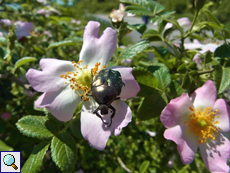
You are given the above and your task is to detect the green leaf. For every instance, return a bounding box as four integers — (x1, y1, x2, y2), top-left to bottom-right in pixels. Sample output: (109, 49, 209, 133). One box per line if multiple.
(3, 48, 11, 61)
(132, 67, 158, 97)
(205, 51, 212, 64)
(169, 80, 186, 98)
(191, 22, 224, 34)
(16, 115, 59, 139)
(21, 141, 50, 173)
(214, 65, 230, 94)
(0, 139, 13, 151)
(147, 1, 165, 14)
(139, 160, 150, 173)
(125, 6, 153, 16)
(177, 63, 187, 73)
(120, 40, 149, 60)
(120, 0, 148, 8)
(0, 37, 6, 43)
(137, 94, 166, 121)
(154, 66, 171, 90)
(142, 29, 160, 38)
(207, 59, 220, 66)
(127, 24, 147, 34)
(203, 9, 221, 25)
(51, 133, 77, 173)
(181, 72, 191, 89)
(70, 117, 82, 139)
(150, 11, 175, 24)
(15, 57, 37, 67)
(157, 20, 167, 34)
(48, 37, 83, 49)
(168, 20, 184, 34)
(214, 44, 230, 58)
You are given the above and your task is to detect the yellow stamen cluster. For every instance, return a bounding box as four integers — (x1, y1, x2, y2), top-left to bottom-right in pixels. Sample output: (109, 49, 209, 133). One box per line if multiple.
(184, 107, 221, 144)
(60, 60, 106, 102)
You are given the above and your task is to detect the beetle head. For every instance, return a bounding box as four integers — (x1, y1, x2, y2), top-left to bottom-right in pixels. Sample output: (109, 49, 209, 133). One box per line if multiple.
(99, 104, 109, 115)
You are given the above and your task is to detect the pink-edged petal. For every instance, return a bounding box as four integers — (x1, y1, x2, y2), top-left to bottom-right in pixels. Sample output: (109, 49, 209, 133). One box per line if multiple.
(79, 21, 117, 69)
(37, 9, 51, 15)
(35, 86, 80, 121)
(213, 99, 230, 132)
(199, 135, 230, 173)
(190, 80, 217, 111)
(184, 39, 203, 50)
(165, 17, 191, 30)
(177, 17, 191, 27)
(160, 93, 193, 128)
(200, 44, 218, 53)
(164, 125, 198, 164)
(81, 99, 132, 150)
(26, 59, 74, 92)
(108, 66, 140, 99)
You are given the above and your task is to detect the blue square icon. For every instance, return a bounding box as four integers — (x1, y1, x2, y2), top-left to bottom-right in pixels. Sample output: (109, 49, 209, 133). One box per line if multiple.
(0, 151, 21, 173)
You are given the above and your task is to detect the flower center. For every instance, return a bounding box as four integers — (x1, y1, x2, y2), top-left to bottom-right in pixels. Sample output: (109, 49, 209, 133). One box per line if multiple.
(184, 107, 221, 144)
(60, 60, 106, 102)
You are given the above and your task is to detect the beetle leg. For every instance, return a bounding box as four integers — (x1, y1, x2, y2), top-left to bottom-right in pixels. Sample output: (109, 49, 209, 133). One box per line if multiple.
(93, 109, 109, 125)
(114, 97, 120, 100)
(107, 105, 116, 127)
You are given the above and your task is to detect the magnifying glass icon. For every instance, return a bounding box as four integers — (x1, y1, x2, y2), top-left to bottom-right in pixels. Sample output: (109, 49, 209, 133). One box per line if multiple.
(3, 154, 18, 170)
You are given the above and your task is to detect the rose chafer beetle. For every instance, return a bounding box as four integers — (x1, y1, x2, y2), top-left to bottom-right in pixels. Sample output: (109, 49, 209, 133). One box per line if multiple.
(90, 69, 124, 127)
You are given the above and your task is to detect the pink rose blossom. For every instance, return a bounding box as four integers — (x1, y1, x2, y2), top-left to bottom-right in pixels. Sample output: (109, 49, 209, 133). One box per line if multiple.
(0, 19, 33, 40)
(160, 80, 230, 173)
(14, 21, 33, 39)
(184, 39, 218, 69)
(26, 21, 140, 150)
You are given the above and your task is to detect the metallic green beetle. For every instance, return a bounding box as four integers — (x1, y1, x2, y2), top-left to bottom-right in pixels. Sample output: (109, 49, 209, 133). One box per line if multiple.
(90, 69, 124, 127)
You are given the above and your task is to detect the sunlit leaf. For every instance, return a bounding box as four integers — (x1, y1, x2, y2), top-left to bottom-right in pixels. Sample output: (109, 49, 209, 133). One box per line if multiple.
(147, 1, 165, 14)
(22, 142, 50, 173)
(120, 0, 148, 8)
(51, 133, 77, 173)
(154, 66, 171, 90)
(139, 160, 150, 173)
(132, 67, 158, 97)
(214, 65, 230, 94)
(125, 6, 153, 16)
(0, 139, 13, 151)
(48, 37, 83, 49)
(16, 116, 59, 139)
(15, 57, 37, 67)
(120, 40, 149, 60)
